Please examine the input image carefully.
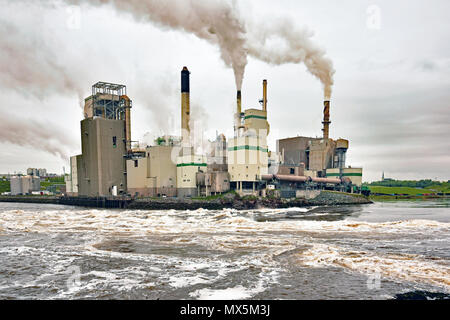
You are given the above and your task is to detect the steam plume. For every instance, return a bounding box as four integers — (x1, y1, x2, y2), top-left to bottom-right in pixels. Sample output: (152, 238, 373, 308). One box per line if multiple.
(0, 20, 84, 101)
(0, 112, 77, 160)
(66, 0, 333, 97)
(67, 0, 248, 90)
(246, 17, 335, 99)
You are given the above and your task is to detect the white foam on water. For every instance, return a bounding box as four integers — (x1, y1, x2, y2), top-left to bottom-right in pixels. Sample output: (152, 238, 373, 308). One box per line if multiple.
(168, 275, 211, 288)
(190, 285, 257, 300)
(1, 207, 448, 238)
(189, 262, 281, 300)
(297, 243, 450, 291)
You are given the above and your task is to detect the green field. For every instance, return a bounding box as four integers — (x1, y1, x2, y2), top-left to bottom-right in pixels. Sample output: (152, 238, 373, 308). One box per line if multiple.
(369, 185, 448, 195)
(0, 176, 65, 194)
(0, 180, 10, 193)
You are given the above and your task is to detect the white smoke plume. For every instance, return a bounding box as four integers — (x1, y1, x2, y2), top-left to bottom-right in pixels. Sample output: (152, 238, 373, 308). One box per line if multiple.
(1, 0, 334, 102)
(0, 112, 77, 160)
(246, 16, 335, 99)
(66, 0, 334, 97)
(0, 0, 336, 160)
(67, 0, 248, 90)
(0, 19, 84, 101)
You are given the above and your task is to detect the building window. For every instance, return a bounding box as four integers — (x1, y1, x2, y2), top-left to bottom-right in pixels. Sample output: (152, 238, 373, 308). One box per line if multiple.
(112, 136, 117, 148)
(290, 168, 295, 175)
(134, 160, 138, 168)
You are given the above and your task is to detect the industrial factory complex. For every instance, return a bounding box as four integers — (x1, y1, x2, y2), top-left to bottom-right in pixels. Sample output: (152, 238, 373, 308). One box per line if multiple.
(65, 67, 363, 199)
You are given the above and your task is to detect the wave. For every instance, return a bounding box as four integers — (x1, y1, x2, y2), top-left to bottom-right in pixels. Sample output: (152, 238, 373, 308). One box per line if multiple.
(296, 243, 450, 291)
(0, 207, 449, 237)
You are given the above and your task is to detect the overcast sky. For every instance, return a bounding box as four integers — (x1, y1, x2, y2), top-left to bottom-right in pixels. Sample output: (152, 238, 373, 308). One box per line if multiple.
(0, 0, 449, 182)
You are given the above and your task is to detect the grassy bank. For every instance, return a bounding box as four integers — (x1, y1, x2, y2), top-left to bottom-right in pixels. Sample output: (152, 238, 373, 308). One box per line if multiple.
(0, 181, 10, 193)
(40, 176, 65, 191)
(369, 185, 450, 196)
(369, 186, 433, 195)
(369, 194, 449, 202)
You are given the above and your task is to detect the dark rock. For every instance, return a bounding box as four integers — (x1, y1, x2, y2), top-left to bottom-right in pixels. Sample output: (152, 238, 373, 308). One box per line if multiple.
(393, 290, 450, 300)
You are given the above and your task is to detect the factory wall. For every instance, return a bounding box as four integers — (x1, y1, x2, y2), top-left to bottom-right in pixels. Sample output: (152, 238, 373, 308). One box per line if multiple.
(277, 164, 305, 176)
(243, 109, 270, 135)
(126, 157, 149, 197)
(77, 117, 127, 197)
(327, 168, 363, 187)
(207, 134, 228, 171)
(210, 171, 230, 193)
(196, 171, 230, 196)
(177, 154, 207, 197)
(277, 136, 361, 184)
(277, 136, 320, 166)
(228, 136, 268, 183)
(126, 146, 177, 197)
(148, 145, 177, 197)
(308, 139, 336, 172)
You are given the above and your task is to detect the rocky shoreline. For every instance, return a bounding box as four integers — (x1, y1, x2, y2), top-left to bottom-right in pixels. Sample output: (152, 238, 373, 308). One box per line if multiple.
(0, 191, 371, 210)
(128, 191, 372, 210)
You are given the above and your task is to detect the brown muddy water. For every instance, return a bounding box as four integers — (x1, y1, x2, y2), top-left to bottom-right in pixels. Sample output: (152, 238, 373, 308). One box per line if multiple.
(0, 199, 448, 299)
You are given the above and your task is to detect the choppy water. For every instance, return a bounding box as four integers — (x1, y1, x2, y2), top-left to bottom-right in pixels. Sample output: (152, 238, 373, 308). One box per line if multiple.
(0, 199, 449, 299)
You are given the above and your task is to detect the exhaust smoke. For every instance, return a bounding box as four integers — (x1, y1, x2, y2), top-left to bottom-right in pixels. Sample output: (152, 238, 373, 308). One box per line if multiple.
(0, 112, 76, 160)
(66, 0, 248, 91)
(246, 16, 335, 99)
(66, 1, 334, 97)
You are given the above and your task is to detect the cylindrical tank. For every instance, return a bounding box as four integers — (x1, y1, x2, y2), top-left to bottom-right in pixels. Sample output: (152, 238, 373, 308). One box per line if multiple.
(335, 139, 349, 169)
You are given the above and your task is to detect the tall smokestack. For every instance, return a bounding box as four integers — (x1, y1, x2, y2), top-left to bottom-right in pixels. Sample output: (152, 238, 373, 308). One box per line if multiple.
(262, 79, 267, 112)
(322, 100, 331, 139)
(235, 90, 242, 136)
(181, 66, 190, 144)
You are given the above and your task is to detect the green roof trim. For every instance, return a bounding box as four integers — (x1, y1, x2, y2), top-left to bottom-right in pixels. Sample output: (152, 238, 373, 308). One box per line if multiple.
(228, 145, 269, 152)
(327, 173, 363, 177)
(176, 163, 207, 167)
(244, 115, 267, 120)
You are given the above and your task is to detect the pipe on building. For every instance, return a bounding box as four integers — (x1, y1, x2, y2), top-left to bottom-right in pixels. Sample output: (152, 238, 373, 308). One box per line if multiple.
(181, 66, 190, 143)
(311, 177, 341, 184)
(264, 174, 341, 184)
(120, 95, 132, 152)
(262, 79, 267, 112)
(322, 100, 331, 140)
(274, 174, 309, 182)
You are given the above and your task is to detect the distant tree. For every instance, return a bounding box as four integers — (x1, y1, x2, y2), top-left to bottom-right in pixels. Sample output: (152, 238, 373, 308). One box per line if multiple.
(155, 137, 166, 146)
(370, 179, 443, 188)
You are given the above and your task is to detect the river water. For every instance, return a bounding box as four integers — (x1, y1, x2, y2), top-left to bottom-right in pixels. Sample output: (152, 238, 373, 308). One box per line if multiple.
(0, 199, 448, 299)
